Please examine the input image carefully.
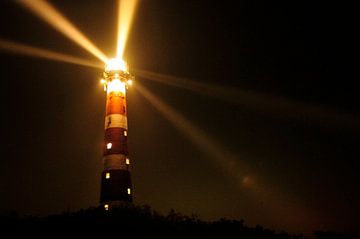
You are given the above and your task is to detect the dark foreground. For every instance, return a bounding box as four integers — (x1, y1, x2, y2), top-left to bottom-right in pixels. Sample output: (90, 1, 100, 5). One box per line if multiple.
(0, 204, 351, 238)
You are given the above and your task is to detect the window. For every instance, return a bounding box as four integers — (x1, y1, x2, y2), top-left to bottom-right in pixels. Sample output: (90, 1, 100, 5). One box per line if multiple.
(107, 142, 112, 149)
(127, 188, 131, 195)
(106, 172, 110, 179)
(104, 204, 109, 211)
(124, 131, 127, 136)
(125, 158, 130, 165)
(123, 106, 126, 113)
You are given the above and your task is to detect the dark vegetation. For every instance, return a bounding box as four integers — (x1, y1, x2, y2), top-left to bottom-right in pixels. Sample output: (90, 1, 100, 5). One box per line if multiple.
(0, 204, 351, 238)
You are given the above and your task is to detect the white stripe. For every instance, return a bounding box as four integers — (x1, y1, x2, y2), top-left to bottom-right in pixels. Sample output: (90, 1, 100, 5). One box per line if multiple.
(104, 114, 128, 129)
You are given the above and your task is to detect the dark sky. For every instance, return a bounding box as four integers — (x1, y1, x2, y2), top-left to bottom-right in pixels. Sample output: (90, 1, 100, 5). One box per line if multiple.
(0, 0, 359, 237)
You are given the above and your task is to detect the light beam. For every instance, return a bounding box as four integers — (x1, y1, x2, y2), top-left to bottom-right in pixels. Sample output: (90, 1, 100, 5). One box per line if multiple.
(18, 0, 108, 62)
(0, 39, 103, 68)
(135, 81, 248, 180)
(134, 69, 360, 132)
(135, 81, 325, 235)
(116, 0, 138, 59)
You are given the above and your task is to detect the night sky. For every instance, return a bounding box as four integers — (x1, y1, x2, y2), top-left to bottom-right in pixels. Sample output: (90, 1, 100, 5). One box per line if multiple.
(0, 0, 359, 237)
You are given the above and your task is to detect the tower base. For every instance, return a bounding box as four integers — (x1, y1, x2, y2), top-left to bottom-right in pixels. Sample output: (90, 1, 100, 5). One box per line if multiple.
(100, 169, 133, 204)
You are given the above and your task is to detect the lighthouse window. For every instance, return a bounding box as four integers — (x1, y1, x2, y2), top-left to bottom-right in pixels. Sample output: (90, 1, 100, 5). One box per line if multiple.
(124, 131, 127, 136)
(104, 204, 109, 211)
(107, 142, 112, 149)
(106, 172, 110, 179)
(126, 158, 130, 165)
(127, 188, 131, 195)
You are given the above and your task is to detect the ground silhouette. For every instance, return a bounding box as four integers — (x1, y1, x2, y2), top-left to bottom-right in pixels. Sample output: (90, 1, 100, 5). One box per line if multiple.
(0, 203, 351, 238)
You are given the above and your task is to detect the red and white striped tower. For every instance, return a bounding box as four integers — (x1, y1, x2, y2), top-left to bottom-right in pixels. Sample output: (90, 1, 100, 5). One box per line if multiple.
(100, 58, 134, 209)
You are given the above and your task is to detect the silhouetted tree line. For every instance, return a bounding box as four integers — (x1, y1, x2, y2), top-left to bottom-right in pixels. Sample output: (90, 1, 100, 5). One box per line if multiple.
(0, 204, 351, 238)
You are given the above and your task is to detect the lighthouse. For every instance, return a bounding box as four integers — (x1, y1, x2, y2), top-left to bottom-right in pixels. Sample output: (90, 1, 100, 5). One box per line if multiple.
(100, 58, 134, 209)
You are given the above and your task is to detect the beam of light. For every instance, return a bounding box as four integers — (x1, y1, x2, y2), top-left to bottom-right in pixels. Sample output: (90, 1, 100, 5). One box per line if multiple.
(0, 39, 103, 69)
(116, 0, 138, 59)
(135, 81, 249, 179)
(134, 69, 360, 132)
(18, 0, 108, 62)
(135, 82, 324, 235)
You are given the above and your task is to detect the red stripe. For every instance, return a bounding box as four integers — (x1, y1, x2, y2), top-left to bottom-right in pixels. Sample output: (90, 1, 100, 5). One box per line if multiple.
(104, 128, 128, 155)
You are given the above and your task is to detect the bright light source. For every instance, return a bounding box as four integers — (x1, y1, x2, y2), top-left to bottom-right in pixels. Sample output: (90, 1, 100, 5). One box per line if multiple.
(124, 130, 127, 136)
(106, 172, 110, 179)
(107, 142, 112, 149)
(107, 79, 126, 94)
(127, 188, 131, 195)
(100, 79, 106, 84)
(104, 204, 109, 210)
(127, 79, 133, 86)
(105, 58, 127, 72)
(126, 158, 130, 165)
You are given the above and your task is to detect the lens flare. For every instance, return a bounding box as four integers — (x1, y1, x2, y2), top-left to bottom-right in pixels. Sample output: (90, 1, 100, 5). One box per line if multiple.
(117, 0, 138, 59)
(244, 178, 322, 236)
(0, 39, 102, 68)
(18, 0, 108, 62)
